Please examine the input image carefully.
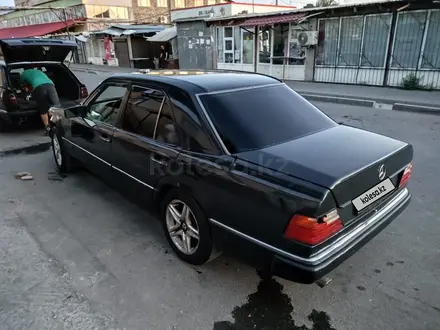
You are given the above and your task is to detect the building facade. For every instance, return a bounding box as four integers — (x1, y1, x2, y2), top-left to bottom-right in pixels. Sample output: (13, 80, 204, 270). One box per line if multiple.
(1, 0, 134, 33)
(172, 2, 298, 71)
(133, 0, 228, 24)
(202, 0, 440, 89)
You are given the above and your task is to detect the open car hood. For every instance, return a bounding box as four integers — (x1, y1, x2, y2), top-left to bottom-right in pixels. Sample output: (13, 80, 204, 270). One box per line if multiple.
(0, 38, 78, 63)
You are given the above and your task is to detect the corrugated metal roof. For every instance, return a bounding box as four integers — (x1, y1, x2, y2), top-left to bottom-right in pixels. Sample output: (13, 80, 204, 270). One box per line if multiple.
(147, 26, 177, 42)
(122, 28, 165, 35)
(204, 0, 405, 23)
(90, 24, 170, 36)
(239, 13, 306, 27)
(112, 24, 169, 31)
(91, 27, 123, 36)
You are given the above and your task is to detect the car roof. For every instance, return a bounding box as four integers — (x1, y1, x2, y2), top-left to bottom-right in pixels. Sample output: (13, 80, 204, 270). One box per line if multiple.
(108, 70, 282, 94)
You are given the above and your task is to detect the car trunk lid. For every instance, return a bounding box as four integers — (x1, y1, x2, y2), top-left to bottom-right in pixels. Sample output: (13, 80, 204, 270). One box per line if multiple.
(237, 125, 413, 210)
(0, 38, 77, 64)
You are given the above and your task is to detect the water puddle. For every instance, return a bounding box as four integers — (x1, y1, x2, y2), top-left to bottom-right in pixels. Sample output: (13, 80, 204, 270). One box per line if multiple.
(213, 277, 336, 330)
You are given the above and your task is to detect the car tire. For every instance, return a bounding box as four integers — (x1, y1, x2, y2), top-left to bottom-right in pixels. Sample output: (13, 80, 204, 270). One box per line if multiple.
(51, 130, 77, 173)
(160, 189, 213, 265)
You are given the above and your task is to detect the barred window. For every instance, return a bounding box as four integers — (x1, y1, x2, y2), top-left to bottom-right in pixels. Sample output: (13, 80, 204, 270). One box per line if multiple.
(421, 10, 440, 69)
(361, 14, 392, 67)
(391, 11, 427, 69)
(316, 18, 339, 66)
(337, 17, 364, 66)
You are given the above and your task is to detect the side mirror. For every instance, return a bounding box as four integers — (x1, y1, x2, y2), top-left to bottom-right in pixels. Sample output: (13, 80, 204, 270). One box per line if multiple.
(65, 105, 87, 118)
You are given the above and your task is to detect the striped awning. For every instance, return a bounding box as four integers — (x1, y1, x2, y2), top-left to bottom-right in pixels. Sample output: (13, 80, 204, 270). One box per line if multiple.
(239, 13, 307, 27)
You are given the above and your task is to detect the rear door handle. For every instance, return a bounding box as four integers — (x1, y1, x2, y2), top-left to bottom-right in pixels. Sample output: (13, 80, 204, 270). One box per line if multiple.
(150, 154, 168, 166)
(100, 133, 111, 143)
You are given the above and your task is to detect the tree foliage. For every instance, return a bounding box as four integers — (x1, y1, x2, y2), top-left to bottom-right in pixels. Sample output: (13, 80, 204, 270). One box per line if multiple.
(316, 0, 339, 7)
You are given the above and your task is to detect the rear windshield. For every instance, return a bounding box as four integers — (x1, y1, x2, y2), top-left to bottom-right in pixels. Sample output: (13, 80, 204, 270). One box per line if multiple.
(199, 84, 337, 153)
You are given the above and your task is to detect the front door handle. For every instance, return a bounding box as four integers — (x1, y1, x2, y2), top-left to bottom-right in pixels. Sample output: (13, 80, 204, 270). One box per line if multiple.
(100, 133, 111, 143)
(150, 154, 168, 166)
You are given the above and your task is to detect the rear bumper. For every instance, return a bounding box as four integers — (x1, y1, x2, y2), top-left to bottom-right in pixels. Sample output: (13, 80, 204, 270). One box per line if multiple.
(272, 188, 411, 283)
(0, 109, 39, 122)
(210, 187, 411, 284)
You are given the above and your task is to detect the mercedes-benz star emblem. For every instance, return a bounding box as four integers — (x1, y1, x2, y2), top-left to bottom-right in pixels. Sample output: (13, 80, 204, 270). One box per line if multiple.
(378, 164, 386, 180)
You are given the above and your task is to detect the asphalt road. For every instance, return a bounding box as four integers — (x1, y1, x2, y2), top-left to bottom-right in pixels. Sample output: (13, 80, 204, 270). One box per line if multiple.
(0, 72, 439, 330)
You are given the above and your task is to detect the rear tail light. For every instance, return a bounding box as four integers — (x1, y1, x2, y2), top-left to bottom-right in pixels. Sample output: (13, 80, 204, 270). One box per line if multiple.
(9, 93, 18, 106)
(80, 86, 88, 98)
(399, 162, 413, 188)
(284, 209, 343, 245)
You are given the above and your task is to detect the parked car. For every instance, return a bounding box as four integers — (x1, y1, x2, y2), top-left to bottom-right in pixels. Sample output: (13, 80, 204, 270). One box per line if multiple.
(48, 71, 413, 284)
(0, 38, 88, 132)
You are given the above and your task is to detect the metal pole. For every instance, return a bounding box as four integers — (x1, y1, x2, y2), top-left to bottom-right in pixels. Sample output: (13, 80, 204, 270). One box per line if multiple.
(63, 8, 70, 37)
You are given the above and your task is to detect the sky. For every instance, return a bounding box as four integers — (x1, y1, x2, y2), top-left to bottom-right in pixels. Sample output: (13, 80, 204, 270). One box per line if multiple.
(0, 0, 14, 6)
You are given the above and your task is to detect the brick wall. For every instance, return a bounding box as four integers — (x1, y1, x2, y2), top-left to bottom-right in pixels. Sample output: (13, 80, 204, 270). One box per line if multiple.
(132, 0, 228, 24)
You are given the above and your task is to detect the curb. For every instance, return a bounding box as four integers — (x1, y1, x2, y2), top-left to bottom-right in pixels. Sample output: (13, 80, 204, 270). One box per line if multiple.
(0, 141, 52, 157)
(299, 93, 440, 115)
(72, 68, 99, 75)
(392, 103, 440, 114)
(299, 93, 376, 108)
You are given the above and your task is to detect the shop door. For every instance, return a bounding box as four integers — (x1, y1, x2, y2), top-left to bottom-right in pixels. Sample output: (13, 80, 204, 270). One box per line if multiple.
(114, 40, 130, 67)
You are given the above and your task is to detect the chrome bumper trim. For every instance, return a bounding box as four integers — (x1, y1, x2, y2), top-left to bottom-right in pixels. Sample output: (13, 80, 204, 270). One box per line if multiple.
(209, 188, 410, 266)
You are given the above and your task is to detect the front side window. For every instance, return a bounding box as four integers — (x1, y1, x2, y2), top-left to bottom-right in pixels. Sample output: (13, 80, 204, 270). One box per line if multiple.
(199, 84, 337, 154)
(86, 84, 128, 126)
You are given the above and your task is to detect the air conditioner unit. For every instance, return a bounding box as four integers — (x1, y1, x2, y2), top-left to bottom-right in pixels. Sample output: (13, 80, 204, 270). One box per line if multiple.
(297, 31, 318, 46)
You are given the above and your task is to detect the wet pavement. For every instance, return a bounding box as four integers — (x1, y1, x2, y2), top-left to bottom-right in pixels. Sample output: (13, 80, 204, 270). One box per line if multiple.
(0, 99, 439, 330)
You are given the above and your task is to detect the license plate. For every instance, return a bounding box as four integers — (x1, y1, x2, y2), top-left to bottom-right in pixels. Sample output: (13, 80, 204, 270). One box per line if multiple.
(352, 178, 395, 211)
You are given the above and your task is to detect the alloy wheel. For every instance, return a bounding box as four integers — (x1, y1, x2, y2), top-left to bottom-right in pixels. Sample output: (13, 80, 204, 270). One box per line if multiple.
(52, 135, 63, 167)
(166, 199, 200, 255)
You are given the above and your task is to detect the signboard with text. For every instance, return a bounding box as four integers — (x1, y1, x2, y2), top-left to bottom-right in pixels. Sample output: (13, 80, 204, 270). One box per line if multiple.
(170, 3, 297, 22)
(171, 4, 232, 22)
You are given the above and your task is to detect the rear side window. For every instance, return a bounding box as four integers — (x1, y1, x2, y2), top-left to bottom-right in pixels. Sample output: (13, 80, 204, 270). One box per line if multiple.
(121, 85, 179, 146)
(122, 86, 165, 138)
(199, 84, 337, 153)
(170, 89, 220, 154)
